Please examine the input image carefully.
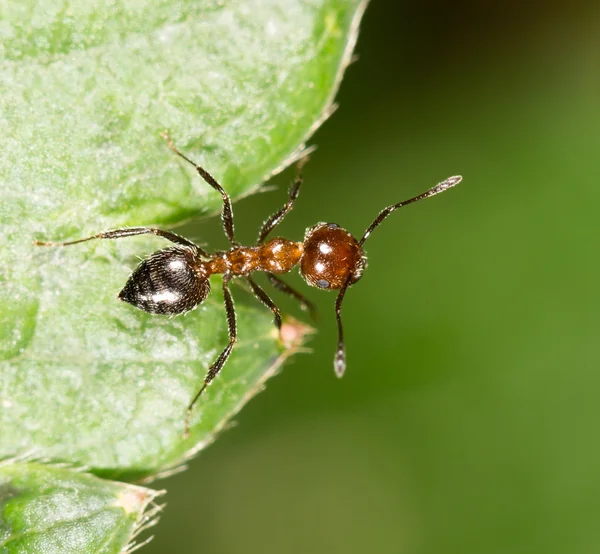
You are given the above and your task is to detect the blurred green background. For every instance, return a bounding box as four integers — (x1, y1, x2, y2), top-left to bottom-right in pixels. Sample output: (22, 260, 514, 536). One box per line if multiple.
(145, 1, 600, 553)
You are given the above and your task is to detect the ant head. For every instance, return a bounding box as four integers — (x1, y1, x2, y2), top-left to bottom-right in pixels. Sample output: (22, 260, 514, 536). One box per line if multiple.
(300, 223, 367, 290)
(119, 246, 210, 315)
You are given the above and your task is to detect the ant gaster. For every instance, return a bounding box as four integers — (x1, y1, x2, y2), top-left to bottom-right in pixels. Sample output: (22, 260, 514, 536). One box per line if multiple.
(36, 134, 461, 436)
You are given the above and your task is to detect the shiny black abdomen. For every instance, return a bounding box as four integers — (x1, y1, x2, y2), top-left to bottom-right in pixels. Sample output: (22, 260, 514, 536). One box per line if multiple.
(119, 246, 210, 315)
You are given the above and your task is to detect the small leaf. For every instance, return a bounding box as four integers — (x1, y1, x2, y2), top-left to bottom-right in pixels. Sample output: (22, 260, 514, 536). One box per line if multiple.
(0, 0, 366, 479)
(0, 460, 162, 553)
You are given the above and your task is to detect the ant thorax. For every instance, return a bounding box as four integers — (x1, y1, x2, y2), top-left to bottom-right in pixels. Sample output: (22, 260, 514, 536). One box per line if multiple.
(206, 238, 304, 276)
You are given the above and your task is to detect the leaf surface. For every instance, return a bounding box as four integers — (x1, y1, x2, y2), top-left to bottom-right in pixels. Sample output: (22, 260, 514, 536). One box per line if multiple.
(0, 461, 161, 553)
(0, 0, 366, 479)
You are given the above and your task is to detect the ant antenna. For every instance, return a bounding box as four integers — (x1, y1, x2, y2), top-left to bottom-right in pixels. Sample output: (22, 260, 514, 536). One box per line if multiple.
(333, 175, 462, 377)
(358, 175, 462, 247)
(333, 278, 351, 377)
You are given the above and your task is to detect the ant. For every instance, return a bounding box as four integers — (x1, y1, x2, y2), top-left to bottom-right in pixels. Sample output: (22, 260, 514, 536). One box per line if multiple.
(36, 133, 461, 436)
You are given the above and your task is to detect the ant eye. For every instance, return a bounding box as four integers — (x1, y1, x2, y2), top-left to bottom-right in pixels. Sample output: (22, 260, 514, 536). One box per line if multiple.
(119, 247, 210, 315)
(316, 279, 330, 289)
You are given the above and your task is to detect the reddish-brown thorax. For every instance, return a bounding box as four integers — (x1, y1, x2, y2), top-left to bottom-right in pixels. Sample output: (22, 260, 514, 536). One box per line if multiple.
(206, 237, 304, 276)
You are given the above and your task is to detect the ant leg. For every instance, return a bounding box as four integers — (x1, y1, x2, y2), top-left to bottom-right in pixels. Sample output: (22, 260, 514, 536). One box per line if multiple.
(35, 227, 210, 257)
(256, 156, 309, 244)
(185, 273, 237, 437)
(333, 277, 352, 378)
(246, 275, 282, 331)
(162, 132, 238, 247)
(266, 273, 317, 321)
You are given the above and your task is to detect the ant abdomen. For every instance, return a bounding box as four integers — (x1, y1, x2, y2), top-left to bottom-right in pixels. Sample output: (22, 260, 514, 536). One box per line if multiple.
(300, 223, 367, 290)
(119, 246, 210, 315)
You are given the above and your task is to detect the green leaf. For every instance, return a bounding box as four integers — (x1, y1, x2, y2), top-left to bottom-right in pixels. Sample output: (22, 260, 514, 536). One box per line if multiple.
(0, 0, 366, 480)
(0, 460, 161, 553)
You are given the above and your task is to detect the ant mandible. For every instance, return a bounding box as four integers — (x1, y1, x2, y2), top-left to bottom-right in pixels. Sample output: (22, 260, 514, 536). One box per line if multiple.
(36, 133, 461, 436)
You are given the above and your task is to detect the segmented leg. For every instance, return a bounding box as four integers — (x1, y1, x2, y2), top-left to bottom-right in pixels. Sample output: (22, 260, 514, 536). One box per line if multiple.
(267, 273, 317, 321)
(163, 132, 238, 247)
(35, 227, 209, 257)
(184, 273, 237, 437)
(246, 275, 282, 330)
(256, 156, 309, 244)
